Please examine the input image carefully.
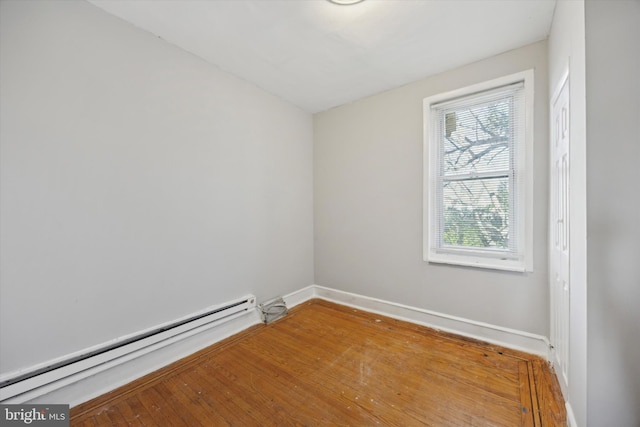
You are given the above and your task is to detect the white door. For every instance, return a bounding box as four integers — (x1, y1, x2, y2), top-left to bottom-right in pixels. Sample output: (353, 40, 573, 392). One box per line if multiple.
(550, 74, 570, 392)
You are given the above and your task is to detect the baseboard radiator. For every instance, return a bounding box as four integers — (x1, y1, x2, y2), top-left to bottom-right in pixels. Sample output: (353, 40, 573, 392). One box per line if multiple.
(0, 295, 256, 402)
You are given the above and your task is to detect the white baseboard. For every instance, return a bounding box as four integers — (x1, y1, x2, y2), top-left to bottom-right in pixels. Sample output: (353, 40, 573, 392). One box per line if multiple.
(2, 309, 261, 407)
(282, 284, 316, 308)
(566, 402, 578, 427)
(285, 285, 550, 358)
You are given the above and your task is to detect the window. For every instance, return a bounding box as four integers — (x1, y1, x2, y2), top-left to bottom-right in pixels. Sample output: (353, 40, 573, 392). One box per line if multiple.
(423, 70, 533, 272)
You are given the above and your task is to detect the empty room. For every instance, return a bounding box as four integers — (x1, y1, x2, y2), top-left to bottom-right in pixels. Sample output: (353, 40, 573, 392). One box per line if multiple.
(1, 0, 638, 426)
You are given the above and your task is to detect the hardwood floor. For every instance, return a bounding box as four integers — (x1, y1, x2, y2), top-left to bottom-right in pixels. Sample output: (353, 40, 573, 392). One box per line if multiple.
(71, 299, 566, 426)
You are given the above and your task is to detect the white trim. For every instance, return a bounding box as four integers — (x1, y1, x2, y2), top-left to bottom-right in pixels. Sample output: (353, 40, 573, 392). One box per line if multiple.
(423, 69, 535, 273)
(425, 252, 528, 272)
(566, 402, 578, 427)
(285, 285, 550, 358)
(282, 285, 316, 309)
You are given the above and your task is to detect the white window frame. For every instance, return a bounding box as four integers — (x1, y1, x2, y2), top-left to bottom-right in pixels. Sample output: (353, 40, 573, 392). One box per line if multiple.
(423, 70, 534, 272)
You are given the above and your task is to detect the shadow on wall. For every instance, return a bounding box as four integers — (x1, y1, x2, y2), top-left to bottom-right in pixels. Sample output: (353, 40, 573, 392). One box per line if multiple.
(590, 223, 640, 425)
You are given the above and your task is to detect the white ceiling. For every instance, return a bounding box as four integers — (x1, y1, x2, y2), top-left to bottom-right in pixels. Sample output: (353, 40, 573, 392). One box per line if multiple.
(88, 0, 557, 113)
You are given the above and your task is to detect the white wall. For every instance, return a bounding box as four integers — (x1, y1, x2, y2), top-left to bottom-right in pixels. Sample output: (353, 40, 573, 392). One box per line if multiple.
(547, 0, 588, 424)
(314, 41, 549, 336)
(585, 1, 640, 425)
(0, 0, 313, 377)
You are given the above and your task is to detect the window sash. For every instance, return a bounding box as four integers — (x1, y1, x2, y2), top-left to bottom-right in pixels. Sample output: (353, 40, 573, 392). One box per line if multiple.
(437, 174, 515, 252)
(434, 92, 518, 254)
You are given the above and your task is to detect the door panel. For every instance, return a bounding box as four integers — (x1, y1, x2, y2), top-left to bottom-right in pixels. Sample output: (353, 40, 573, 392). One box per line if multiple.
(550, 75, 570, 391)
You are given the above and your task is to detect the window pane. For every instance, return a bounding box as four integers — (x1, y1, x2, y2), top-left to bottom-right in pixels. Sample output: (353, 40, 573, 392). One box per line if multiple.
(442, 177, 509, 249)
(442, 98, 511, 176)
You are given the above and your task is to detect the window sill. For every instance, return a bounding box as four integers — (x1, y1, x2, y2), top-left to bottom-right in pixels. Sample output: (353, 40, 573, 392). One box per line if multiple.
(427, 252, 530, 273)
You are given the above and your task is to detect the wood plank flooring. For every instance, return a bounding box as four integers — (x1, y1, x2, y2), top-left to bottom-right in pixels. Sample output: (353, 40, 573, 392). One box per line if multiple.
(71, 299, 566, 426)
